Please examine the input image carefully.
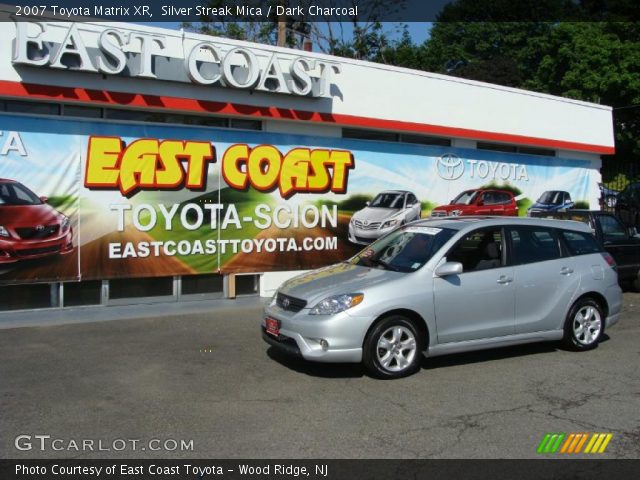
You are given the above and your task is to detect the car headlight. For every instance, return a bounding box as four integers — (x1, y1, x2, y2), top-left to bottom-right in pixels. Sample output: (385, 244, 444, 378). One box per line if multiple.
(451, 210, 462, 216)
(381, 219, 399, 229)
(0, 226, 9, 238)
(309, 293, 364, 315)
(61, 215, 71, 230)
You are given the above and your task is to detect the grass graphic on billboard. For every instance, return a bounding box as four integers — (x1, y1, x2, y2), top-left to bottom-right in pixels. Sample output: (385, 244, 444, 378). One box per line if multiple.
(143, 188, 275, 272)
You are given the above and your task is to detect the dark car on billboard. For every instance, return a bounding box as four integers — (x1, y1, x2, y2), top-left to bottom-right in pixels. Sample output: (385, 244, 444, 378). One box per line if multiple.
(0, 179, 74, 264)
(527, 190, 574, 216)
(430, 189, 518, 217)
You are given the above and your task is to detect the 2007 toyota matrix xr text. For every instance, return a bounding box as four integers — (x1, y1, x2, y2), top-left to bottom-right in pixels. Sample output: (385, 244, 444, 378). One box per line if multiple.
(262, 217, 622, 379)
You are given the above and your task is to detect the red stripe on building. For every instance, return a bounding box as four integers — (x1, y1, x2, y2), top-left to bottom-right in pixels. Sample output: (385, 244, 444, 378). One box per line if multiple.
(0, 80, 615, 155)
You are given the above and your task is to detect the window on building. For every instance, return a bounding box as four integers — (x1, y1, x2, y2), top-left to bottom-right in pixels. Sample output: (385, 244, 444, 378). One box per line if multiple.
(5, 100, 60, 115)
(477, 142, 518, 153)
(62, 105, 103, 118)
(229, 118, 262, 131)
(63, 280, 102, 307)
(182, 274, 224, 296)
(0, 283, 58, 311)
(184, 115, 228, 128)
(109, 276, 174, 300)
(400, 133, 451, 146)
(343, 128, 399, 142)
(235, 274, 260, 295)
(478, 142, 555, 157)
(518, 146, 556, 157)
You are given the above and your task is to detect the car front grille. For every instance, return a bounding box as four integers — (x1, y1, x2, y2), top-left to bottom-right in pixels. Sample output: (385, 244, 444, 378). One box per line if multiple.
(353, 220, 381, 230)
(354, 236, 374, 244)
(430, 211, 447, 217)
(15, 225, 60, 240)
(17, 245, 61, 257)
(276, 293, 307, 312)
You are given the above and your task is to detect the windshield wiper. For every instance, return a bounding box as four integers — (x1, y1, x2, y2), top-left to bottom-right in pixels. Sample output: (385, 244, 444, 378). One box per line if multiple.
(367, 257, 400, 272)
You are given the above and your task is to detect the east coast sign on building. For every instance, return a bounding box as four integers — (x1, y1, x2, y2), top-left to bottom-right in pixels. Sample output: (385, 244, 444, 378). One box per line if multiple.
(11, 22, 342, 97)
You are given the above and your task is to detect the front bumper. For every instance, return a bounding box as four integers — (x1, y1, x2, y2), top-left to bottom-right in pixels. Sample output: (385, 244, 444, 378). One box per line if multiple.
(348, 223, 396, 245)
(0, 230, 74, 264)
(262, 304, 365, 363)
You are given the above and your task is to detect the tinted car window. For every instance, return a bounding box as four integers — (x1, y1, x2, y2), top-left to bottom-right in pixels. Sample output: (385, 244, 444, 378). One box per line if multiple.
(561, 230, 602, 256)
(370, 193, 404, 209)
(509, 227, 561, 265)
(451, 190, 478, 205)
(599, 215, 628, 242)
(497, 193, 511, 204)
(0, 182, 42, 206)
(446, 228, 503, 272)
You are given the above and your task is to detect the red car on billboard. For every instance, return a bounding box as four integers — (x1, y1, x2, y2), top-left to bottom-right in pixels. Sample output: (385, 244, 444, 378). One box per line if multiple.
(431, 188, 518, 217)
(0, 179, 74, 264)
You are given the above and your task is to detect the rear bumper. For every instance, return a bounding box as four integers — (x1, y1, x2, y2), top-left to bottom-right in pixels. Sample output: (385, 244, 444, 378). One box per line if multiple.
(605, 284, 623, 328)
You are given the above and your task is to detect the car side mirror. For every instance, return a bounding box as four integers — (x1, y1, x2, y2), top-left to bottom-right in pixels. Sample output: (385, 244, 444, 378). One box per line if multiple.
(435, 261, 463, 277)
(39, 196, 48, 203)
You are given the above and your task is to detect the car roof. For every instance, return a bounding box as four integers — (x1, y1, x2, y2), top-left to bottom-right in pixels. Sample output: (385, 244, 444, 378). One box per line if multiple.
(379, 190, 411, 195)
(410, 216, 593, 233)
(0, 178, 17, 183)
(463, 188, 512, 193)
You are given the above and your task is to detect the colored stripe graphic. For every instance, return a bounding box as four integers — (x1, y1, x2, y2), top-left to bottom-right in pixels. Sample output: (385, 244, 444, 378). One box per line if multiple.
(538, 433, 613, 454)
(537, 433, 565, 454)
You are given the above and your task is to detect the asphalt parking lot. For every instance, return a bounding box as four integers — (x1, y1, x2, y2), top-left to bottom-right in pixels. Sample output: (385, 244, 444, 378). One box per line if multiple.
(1, 293, 639, 459)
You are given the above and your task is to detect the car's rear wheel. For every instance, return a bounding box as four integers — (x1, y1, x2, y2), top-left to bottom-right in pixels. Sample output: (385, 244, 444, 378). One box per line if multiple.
(363, 315, 423, 379)
(562, 298, 605, 351)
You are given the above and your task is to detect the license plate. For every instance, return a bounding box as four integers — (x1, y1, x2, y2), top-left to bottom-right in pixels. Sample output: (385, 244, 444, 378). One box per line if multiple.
(265, 317, 280, 337)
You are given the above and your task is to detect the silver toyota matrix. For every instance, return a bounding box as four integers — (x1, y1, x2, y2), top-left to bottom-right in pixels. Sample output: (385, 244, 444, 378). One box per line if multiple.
(262, 217, 622, 379)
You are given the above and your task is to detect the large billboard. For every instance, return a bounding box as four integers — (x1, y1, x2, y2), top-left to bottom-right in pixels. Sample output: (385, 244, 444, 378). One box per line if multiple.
(0, 113, 598, 284)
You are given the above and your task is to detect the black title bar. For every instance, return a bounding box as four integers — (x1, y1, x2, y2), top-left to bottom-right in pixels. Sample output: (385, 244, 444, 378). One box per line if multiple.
(2, 0, 639, 23)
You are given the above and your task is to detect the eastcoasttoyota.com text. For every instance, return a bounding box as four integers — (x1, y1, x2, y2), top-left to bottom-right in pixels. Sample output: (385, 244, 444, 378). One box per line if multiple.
(1, 0, 639, 479)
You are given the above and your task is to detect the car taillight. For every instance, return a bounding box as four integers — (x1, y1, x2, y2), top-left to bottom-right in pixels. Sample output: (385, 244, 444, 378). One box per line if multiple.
(601, 252, 617, 270)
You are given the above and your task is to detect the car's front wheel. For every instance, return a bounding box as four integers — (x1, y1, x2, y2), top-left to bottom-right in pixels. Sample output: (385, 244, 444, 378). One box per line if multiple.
(363, 315, 423, 379)
(562, 298, 605, 351)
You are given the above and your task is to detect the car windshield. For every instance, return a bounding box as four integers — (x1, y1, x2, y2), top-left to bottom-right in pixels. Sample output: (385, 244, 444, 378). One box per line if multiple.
(451, 190, 478, 205)
(369, 193, 404, 209)
(538, 191, 563, 205)
(0, 182, 43, 206)
(350, 226, 456, 273)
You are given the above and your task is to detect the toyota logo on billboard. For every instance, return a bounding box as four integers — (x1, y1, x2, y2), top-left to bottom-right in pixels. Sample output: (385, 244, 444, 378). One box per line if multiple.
(436, 153, 465, 180)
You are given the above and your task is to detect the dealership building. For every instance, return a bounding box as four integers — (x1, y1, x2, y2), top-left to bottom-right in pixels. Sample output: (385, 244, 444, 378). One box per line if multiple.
(0, 17, 615, 313)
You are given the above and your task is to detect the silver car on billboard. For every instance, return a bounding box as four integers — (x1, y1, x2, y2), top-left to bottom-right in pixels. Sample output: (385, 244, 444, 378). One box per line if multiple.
(348, 190, 421, 245)
(263, 217, 622, 379)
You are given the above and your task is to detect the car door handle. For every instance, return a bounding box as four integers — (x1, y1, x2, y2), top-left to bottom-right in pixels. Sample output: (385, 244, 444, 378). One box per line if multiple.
(560, 267, 574, 275)
(496, 275, 513, 285)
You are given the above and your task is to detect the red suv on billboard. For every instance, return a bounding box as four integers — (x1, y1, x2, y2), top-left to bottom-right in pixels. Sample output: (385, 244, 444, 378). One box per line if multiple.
(431, 189, 518, 217)
(0, 179, 74, 264)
